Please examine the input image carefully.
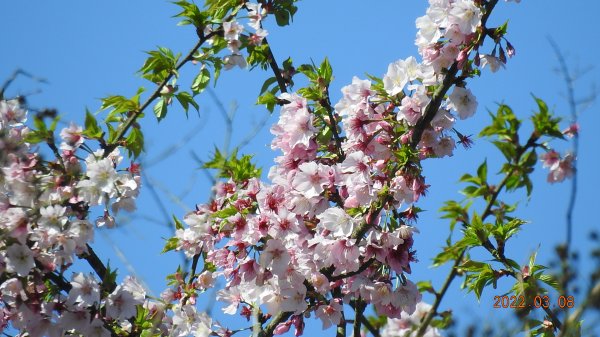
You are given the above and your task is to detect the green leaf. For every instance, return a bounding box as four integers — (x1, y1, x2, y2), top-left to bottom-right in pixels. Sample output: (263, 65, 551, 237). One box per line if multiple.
(256, 92, 278, 112)
(432, 245, 463, 267)
(318, 57, 333, 86)
(102, 262, 118, 290)
(530, 95, 563, 139)
(84, 110, 103, 138)
(173, 1, 208, 27)
(260, 77, 278, 95)
(139, 47, 180, 83)
(477, 160, 488, 182)
(538, 274, 560, 292)
(203, 0, 239, 20)
(416, 280, 435, 293)
(203, 148, 262, 182)
(212, 207, 238, 219)
(192, 68, 211, 94)
(153, 99, 167, 121)
(297, 64, 317, 81)
(272, 0, 298, 27)
(176, 91, 199, 115)
(495, 20, 509, 37)
(172, 216, 184, 231)
(162, 237, 179, 253)
(125, 127, 144, 158)
(23, 130, 46, 144)
(33, 116, 47, 132)
(49, 116, 60, 132)
(101, 94, 140, 115)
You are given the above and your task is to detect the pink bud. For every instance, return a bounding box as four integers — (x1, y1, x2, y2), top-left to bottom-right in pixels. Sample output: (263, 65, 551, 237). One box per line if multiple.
(273, 322, 291, 335)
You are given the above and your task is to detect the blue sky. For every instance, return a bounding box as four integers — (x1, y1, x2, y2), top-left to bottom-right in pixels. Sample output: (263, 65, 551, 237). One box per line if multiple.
(2, 0, 599, 335)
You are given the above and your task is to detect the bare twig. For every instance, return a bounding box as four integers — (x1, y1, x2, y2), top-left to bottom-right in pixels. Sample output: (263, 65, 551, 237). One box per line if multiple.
(0, 69, 48, 100)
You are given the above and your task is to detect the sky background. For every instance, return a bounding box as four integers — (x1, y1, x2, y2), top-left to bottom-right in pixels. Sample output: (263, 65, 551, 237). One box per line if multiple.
(2, 0, 599, 336)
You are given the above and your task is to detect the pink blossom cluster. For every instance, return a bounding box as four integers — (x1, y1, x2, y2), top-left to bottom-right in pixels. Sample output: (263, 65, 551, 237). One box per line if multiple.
(540, 150, 575, 184)
(0, 99, 145, 335)
(0, 0, 535, 335)
(166, 1, 521, 334)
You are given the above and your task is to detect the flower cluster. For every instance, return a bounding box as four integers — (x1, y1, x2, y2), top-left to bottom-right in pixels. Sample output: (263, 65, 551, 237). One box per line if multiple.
(3, 0, 561, 336)
(540, 150, 575, 184)
(166, 0, 524, 334)
(206, 1, 269, 70)
(0, 99, 144, 335)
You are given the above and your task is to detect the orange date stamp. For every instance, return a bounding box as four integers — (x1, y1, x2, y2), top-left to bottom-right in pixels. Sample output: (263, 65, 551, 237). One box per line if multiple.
(493, 295, 575, 309)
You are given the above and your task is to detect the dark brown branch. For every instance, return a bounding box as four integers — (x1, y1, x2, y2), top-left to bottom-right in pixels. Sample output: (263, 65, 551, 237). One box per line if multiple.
(320, 88, 345, 159)
(353, 299, 365, 337)
(83, 244, 115, 292)
(263, 38, 288, 94)
(329, 258, 375, 281)
(361, 315, 380, 337)
(257, 311, 293, 337)
(336, 310, 346, 337)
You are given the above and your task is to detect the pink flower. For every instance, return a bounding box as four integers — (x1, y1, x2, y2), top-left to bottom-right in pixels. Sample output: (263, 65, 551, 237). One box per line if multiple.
(447, 86, 477, 120)
(5, 243, 35, 277)
(68, 273, 100, 307)
(315, 300, 343, 329)
(260, 239, 291, 275)
(292, 162, 328, 198)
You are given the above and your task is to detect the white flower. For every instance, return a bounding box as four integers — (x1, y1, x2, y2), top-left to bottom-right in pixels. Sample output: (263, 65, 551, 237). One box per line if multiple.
(259, 239, 291, 275)
(0, 99, 27, 128)
(415, 14, 442, 48)
(246, 2, 266, 30)
(433, 136, 455, 157)
(172, 303, 212, 337)
(447, 86, 477, 119)
(68, 273, 100, 307)
(223, 54, 247, 70)
(122, 276, 146, 303)
(196, 270, 215, 290)
(39, 204, 68, 229)
(383, 60, 409, 96)
(106, 285, 139, 320)
(381, 302, 442, 337)
(317, 207, 357, 238)
(5, 243, 35, 276)
(448, 0, 482, 34)
(223, 20, 244, 42)
(86, 157, 118, 194)
(58, 309, 91, 333)
(431, 109, 455, 130)
(479, 54, 506, 73)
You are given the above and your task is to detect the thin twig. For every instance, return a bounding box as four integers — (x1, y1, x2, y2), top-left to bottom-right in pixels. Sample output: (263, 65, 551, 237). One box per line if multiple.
(104, 30, 218, 156)
(263, 38, 288, 94)
(0, 69, 48, 100)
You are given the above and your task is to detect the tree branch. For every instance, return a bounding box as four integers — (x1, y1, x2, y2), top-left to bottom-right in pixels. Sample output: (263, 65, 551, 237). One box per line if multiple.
(263, 38, 288, 94)
(104, 30, 219, 156)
